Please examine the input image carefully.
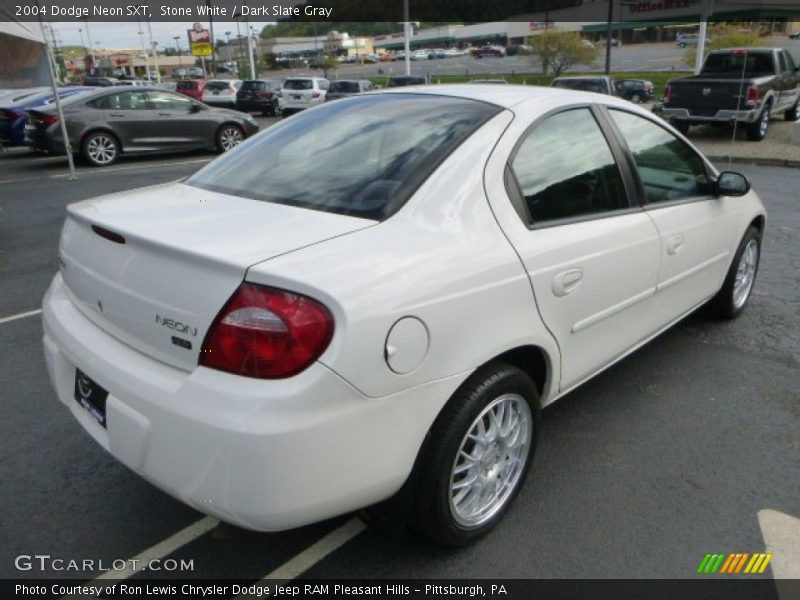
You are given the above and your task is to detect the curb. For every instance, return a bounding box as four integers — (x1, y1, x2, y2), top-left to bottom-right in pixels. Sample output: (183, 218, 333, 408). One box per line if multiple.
(706, 155, 800, 169)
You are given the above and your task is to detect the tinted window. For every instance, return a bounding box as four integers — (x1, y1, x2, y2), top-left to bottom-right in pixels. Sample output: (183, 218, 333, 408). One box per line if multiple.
(241, 81, 266, 91)
(329, 81, 361, 93)
(610, 110, 710, 203)
(552, 79, 608, 94)
(177, 81, 198, 90)
(703, 51, 774, 75)
(283, 79, 313, 90)
(510, 108, 628, 224)
(187, 94, 499, 220)
(784, 51, 797, 72)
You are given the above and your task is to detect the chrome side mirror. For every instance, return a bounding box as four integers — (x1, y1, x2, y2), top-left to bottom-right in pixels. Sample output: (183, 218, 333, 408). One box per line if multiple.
(716, 171, 750, 197)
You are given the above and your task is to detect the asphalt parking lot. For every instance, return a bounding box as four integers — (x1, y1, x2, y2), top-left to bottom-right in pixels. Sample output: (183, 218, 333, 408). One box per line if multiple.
(0, 141, 798, 583)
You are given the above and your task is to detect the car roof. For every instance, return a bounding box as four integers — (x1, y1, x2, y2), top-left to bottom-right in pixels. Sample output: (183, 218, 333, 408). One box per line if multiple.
(371, 84, 634, 110)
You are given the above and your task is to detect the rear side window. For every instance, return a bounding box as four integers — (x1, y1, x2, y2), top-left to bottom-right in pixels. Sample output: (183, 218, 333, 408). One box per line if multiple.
(177, 81, 197, 90)
(609, 109, 710, 203)
(283, 79, 313, 90)
(187, 94, 500, 220)
(510, 108, 628, 225)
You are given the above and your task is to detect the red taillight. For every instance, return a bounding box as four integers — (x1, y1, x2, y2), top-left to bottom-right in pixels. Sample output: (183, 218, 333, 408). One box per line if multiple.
(745, 85, 759, 106)
(256, 91, 273, 99)
(311, 91, 321, 98)
(200, 283, 334, 379)
(6, 110, 25, 120)
(40, 114, 59, 127)
(664, 84, 671, 103)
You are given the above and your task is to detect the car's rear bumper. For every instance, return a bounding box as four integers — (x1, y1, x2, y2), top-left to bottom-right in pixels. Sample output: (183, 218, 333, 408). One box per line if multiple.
(42, 272, 460, 531)
(235, 100, 274, 113)
(662, 106, 760, 124)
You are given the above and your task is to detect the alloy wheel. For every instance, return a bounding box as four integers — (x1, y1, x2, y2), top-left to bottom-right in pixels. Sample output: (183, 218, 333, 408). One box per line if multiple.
(86, 135, 117, 165)
(449, 393, 532, 528)
(220, 127, 243, 151)
(733, 239, 758, 310)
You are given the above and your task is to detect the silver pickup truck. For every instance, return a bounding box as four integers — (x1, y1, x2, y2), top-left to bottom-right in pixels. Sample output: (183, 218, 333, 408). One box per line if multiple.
(662, 47, 800, 141)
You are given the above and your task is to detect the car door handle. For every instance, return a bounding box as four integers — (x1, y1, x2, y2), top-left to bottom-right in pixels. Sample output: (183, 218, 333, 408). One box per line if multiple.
(158, 113, 171, 116)
(552, 268, 583, 297)
(109, 113, 124, 117)
(666, 234, 685, 255)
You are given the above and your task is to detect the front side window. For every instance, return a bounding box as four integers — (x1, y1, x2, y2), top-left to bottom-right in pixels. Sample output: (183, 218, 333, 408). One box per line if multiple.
(187, 94, 500, 220)
(609, 109, 710, 203)
(510, 108, 628, 224)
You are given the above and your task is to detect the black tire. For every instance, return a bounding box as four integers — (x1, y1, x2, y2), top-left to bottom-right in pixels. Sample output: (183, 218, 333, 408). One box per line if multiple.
(706, 226, 761, 319)
(672, 120, 690, 135)
(785, 100, 799, 122)
(215, 124, 244, 153)
(81, 131, 119, 167)
(746, 104, 771, 141)
(410, 362, 539, 546)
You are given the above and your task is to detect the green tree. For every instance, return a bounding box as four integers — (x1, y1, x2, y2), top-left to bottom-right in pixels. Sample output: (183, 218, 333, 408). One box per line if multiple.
(528, 30, 598, 76)
(321, 54, 339, 79)
(683, 24, 763, 67)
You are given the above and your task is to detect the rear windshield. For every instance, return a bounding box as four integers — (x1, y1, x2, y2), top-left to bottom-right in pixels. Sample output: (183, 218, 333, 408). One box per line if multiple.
(241, 81, 266, 91)
(329, 81, 361, 93)
(283, 79, 313, 90)
(388, 77, 426, 87)
(177, 81, 198, 90)
(187, 94, 500, 220)
(205, 81, 231, 91)
(552, 79, 607, 93)
(702, 51, 774, 75)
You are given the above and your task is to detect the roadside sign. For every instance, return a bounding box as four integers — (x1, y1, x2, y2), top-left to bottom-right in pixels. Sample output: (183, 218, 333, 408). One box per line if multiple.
(188, 22, 212, 57)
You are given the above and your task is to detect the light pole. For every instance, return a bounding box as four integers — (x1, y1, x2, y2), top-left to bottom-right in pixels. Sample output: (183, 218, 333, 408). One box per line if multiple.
(403, 0, 411, 76)
(248, 26, 256, 79)
(174, 36, 183, 68)
(146, 19, 161, 83)
(225, 31, 232, 64)
(137, 23, 151, 80)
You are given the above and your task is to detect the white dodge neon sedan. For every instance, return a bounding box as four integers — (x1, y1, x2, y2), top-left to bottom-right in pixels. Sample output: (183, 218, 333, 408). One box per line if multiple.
(43, 86, 765, 546)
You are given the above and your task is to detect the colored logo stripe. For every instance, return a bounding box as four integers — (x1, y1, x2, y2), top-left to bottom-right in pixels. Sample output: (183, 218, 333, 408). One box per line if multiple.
(698, 553, 773, 575)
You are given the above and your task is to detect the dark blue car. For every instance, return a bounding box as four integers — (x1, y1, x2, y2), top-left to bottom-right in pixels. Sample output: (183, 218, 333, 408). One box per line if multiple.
(0, 88, 93, 147)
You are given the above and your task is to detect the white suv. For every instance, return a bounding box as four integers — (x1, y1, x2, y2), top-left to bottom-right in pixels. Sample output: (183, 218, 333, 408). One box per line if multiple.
(278, 77, 329, 114)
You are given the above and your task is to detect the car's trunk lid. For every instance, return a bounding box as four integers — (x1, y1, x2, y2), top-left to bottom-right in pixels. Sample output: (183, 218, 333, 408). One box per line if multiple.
(59, 182, 374, 371)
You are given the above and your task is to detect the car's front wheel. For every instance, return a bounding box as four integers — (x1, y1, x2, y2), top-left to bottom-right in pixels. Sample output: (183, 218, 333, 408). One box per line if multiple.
(707, 226, 761, 319)
(81, 131, 119, 167)
(411, 362, 539, 546)
(216, 124, 244, 152)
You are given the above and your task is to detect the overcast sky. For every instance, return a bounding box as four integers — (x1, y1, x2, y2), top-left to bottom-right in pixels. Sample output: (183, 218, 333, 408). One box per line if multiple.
(51, 21, 275, 51)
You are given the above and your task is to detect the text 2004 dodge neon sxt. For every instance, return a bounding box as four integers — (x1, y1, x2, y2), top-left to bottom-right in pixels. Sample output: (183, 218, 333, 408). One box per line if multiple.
(43, 86, 765, 546)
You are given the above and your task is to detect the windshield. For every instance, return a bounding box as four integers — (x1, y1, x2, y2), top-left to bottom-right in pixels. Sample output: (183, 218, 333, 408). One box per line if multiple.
(187, 94, 500, 220)
(283, 79, 313, 90)
(329, 81, 361, 93)
(702, 52, 774, 75)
